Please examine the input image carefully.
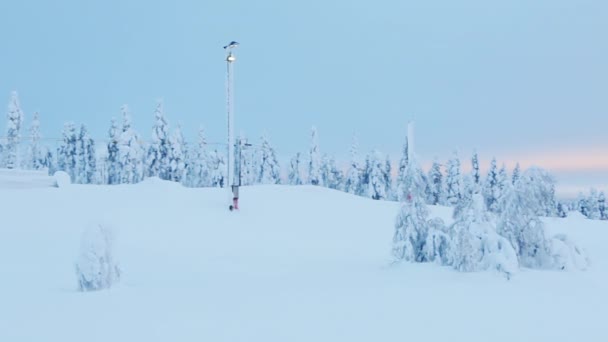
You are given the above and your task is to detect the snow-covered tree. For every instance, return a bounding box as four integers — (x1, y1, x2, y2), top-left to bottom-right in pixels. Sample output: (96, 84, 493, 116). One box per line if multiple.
(586, 189, 600, 220)
(325, 156, 344, 190)
(186, 127, 211, 187)
(392, 191, 430, 262)
(106, 118, 120, 185)
(258, 134, 281, 184)
(308, 126, 322, 186)
(27, 111, 48, 170)
(597, 192, 607, 219)
(517, 167, 557, 217)
(57, 122, 78, 181)
(426, 159, 443, 205)
(471, 151, 481, 186)
(147, 101, 170, 180)
(288, 152, 303, 185)
(384, 155, 393, 199)
(451, 194, 518, 276)
(395, 155, 426, 203)
(343, 135, 363, 195)
(367, 150, 389, 200)
(497, 168, 586, 270)
(512, 163, 521, 185)
(395, 137, 409, 200)
(556, 202, 567, 218)
(76, 124, 96, 184)
(209, 150, 226, 188)
(168, 124, 186, 183)
(118, 106, 144, 184)
(496, 164, 510, 210)
(4, 91, 24, 169)
(75, 223, 121, 291)
(578, 192, 590, 218)
(445, 153, 463, 206)
(483, 158, 499, 212)
(393, 156, 452, 266)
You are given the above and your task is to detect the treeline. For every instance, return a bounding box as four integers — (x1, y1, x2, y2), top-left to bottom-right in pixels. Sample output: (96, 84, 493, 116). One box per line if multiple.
(1, 91, 605, 221)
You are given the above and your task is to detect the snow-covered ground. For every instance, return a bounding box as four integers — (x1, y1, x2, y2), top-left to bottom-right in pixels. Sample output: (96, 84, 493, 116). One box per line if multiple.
(1, 171, 607, 341)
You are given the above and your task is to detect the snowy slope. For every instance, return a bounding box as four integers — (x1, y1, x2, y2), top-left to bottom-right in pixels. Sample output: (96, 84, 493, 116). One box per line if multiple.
(1, 175, 607, 342)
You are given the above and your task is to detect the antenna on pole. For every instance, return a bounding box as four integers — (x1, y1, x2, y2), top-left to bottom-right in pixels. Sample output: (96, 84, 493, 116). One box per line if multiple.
(225, 41, 239, 211)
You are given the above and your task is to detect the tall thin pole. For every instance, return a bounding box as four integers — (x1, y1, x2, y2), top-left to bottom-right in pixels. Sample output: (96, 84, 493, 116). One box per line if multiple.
(225, 42, 238, 209)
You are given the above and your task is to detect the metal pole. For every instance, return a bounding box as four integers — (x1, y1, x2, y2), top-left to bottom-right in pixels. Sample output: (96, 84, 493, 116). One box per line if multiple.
(225, 42, 238, 210)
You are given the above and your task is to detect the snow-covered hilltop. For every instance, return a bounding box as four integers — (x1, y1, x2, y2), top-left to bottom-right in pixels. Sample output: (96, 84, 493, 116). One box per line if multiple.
(1, 174, 607, 341)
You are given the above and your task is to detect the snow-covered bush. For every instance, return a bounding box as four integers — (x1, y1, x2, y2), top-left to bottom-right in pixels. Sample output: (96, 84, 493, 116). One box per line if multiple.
(498, 172, 589, 270)
(451, 194, 518, 276)
(75, 223, 121, 291)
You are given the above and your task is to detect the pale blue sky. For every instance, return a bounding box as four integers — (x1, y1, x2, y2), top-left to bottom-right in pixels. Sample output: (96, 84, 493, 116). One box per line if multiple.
(1, 0, 607, 194)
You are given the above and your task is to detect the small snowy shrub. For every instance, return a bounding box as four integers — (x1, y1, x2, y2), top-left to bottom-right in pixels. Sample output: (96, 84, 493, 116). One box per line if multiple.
(75, 223, 120, 291)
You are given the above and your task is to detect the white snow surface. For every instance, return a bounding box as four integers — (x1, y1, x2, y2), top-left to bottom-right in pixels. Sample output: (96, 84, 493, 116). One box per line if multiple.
(1, 173, 607, 341)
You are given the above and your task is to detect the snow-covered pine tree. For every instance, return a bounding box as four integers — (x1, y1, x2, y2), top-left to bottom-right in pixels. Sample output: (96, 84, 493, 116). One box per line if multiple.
(519, 167, 558, 217)
(586, 189, 600, 220)
(556, 202, 567, 218)
(57, 122, 78, 181)
(258, 134, 281, 184)
(396, 156, 426, 202)
(27, 111, 46, 170)
(384, 155, 393, 199)
(186, 127, 211, 187)
(322, 155, 343, 190)
(106, 118, 120, 184)
(147, 101, 170, 180)
(496, 163, 510, 210)
(395, 136, 409, 201)
(599, 192, 607, 220)
(76, 124, 96, 184)
(118, 106, 144, 184)
(578, 192, 589, 218)
(512, 163, 521, 185)
(288, 152, 303, 185)
(308, 126, 322, 186)
(209, 150, 226, 188)
(168, 124, 186, 183)
(445, 153, 463, 206)
(343, 135, 363, 195)
(471, 151, 481, 186)
(367, 150, 389, 200)
(392, 192, 429, 262)
(426, 159, 443, 205)
(451, 193, 518, 275)
(330, 157, 344, 190)
(496, 167, 580, 269)
(4, 91, 24, 169)
(483, 158, 499, 212)
(320, 154, 331, 188)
